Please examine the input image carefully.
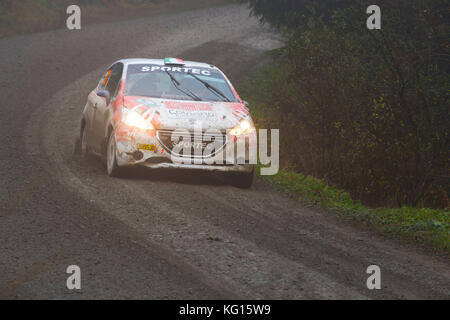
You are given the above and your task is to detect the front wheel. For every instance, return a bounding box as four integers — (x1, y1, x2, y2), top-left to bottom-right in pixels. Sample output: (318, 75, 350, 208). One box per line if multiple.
(80, 124, 90, 159)
(106, 130, 122, 177)
(74, 124, 91, 160)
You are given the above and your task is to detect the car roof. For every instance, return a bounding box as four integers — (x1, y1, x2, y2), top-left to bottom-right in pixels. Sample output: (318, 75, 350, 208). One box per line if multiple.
(116, 58, 218, 70)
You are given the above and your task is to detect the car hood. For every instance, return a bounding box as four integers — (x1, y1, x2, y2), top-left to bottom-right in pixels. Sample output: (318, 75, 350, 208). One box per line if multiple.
(123, 96, 250, 131)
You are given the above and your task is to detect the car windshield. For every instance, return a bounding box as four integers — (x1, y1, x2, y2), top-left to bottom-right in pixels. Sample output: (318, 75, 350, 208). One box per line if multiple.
(125, 64, 238, 102)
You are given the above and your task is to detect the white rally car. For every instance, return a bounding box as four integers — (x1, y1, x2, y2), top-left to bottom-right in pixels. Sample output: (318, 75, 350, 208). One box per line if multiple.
(75, 58, 256, 187)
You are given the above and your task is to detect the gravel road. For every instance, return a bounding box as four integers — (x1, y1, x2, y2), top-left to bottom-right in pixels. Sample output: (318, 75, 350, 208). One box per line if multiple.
(0, 4, 448, 299)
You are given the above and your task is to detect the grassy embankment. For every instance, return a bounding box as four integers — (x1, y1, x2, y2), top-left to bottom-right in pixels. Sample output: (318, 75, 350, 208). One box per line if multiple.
(239, 58, 449, 252)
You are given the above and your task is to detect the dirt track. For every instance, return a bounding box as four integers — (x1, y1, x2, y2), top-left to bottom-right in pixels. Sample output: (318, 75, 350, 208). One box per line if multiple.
(0, 4, 449, 299)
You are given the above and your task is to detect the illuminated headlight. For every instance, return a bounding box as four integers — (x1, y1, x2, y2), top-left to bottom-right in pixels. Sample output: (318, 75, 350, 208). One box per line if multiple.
(229, 119, 254, 136)
(122, 107, 154, 130)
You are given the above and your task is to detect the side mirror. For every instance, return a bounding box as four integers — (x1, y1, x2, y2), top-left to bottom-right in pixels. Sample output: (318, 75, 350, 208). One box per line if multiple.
(243, 100, 249, 108)
(97, 89, 110, 99)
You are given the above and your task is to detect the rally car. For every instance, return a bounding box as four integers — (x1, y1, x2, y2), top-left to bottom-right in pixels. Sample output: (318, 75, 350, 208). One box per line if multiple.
(75, 58, 255, 188)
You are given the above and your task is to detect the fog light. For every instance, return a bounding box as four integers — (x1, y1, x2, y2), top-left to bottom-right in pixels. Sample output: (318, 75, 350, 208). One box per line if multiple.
(132, 151, 144, 160)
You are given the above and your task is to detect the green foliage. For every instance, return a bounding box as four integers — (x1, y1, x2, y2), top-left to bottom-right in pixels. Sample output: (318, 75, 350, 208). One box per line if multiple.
(241, 0, 449, 208)
(242, 0, 355, 32)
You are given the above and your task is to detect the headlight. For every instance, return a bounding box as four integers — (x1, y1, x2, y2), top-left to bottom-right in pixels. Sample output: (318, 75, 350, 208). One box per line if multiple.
(229, 119, 254, 136)
(122, 107, 154, 130)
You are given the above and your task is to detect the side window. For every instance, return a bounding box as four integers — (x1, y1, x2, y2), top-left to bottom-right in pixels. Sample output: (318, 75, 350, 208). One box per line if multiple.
(105, 63, 123, 98)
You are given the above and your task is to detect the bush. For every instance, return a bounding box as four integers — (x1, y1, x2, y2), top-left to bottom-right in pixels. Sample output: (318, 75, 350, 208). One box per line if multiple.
(241, 0, 449, 208)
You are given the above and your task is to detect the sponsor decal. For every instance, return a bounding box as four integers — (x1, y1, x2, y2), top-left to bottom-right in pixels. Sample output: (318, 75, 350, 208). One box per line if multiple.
(127, 64, 217, 77)
(164, 101, 216, 120)
(137, 143, 157, 152)
(139, 65, 211, 76)
(165, 101, 212, 111)
(167, 109, 216, 120)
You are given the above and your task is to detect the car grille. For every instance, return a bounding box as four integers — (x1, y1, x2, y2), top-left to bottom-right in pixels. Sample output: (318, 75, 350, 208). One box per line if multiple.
(157, 129, 227, 158)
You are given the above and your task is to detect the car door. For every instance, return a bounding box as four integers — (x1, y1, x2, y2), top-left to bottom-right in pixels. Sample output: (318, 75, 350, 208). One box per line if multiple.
(92, 63, 123, 152)
(84, 67, 113, 153)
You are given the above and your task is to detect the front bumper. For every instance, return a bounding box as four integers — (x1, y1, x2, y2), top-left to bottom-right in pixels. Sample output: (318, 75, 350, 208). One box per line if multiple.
(114, 126, 255, 174)
(141, 162, 253, 173)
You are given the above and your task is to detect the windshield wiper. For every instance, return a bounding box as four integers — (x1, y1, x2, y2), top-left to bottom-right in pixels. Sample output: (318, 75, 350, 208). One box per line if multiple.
(164, 70, 202, 101)
(186, 72, 231, 102)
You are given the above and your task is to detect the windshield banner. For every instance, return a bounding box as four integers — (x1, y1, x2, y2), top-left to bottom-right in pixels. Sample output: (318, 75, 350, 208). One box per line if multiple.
(128, 64, 213, 76)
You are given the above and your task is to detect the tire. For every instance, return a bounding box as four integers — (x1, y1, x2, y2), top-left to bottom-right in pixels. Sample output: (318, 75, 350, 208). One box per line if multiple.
(232, 169, 254, 189)
(106, 129, 122, 177)
(79, 124, 91, 160)
(74, 137, 81, 156)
